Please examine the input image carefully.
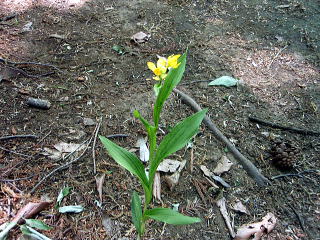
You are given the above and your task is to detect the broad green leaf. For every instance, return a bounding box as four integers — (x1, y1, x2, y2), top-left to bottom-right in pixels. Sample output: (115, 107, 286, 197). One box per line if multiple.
(99, 136, 151, 203)
(56, 186, 71, 207)
(208, 76, 238, 87)
(144, 208, 201, 225)
(153, 52, 187, 127)
(131, 192, 143, 236)
(20, 225, 52, 240)
(58, 205, 84, 213)
(25, 219, 52, 230)
(150, 109, 207, 179)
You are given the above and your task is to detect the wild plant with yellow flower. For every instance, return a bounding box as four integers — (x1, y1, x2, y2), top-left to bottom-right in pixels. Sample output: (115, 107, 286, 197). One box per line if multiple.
(100, 52, 206, 239)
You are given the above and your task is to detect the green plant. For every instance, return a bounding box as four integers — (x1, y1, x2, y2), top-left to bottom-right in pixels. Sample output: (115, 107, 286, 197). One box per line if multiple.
(99, 52, 206, 239)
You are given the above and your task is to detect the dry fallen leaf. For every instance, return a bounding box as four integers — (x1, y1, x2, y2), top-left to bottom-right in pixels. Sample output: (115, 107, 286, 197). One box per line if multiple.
(131, 31, 150, 43)
(200, 165, 230, 188)
(234, 212, 277, 240)
(157, 159, 182, 173)
(216, 197, 236, 238)
(213, 156, 233, 175)
(163, 160, 186, 191)
(153, 172, 161, 201)
(54, 142, 85, 153)
(231, 199, 250, 215)
(95, 173, 106, 203)
(137, 137, 149, 162)
(200, 165, 213, 177)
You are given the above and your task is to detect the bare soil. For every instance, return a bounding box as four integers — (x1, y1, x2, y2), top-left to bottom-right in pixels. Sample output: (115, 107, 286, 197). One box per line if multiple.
(0, 0, 319, 239)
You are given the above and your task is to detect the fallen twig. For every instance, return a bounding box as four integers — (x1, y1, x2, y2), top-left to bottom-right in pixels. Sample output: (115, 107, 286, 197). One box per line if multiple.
(180, 80, 211, 85)
(271, 169, 319, 180)
(0, 175, 35, 182)
(249, 116, 320, 136)
(92, 117, 103, 174)
(0, 135, 38, 141)
(30, 123, 100, 194)
(0, 14, 17, 22)
(174, 88, 271, 186)
(267, 45, 288, 69)
(0, 146, 33, 158)
(106, 134, 129, 139)
(0, 58, 62, 73)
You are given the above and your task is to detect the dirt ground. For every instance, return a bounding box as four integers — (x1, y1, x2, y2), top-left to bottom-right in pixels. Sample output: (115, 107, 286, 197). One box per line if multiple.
(0, 0, 319, 239)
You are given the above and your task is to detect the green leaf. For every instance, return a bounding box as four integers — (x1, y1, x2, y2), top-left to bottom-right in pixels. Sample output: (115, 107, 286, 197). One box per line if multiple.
(144, 208, 201, 225)
(153, 52, 187, 127)
(56, 186, 71, 207)
(20, 225, 52, 240)
(58, 205, 84, 213)
(208, 76, 238, 87)
(25, 219, 52, 231)
(99, 136, 151, 203)
(150, 109, 207, 179)
(131, 192, 144, 236)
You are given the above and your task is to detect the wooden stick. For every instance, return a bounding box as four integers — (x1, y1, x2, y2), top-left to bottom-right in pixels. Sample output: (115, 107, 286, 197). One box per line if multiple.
(173, 88, 271, 186)
(248, 116, 320, 136)
(92, 117, 103, 174)
(0, 135, 37, 141)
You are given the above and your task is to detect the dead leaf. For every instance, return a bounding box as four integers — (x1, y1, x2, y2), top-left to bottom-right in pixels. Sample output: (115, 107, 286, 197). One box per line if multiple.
(216, 197, 236, 238)
(54, 142, 85, 153)
(102, 214, 120, 237)
(42, 147, 62, 160)
(137, 137, 149, 162)
(213, 156, 233, 175)
(200, 165, 230, 188)
(157, 159, 181, 173)
(95, 173, 106, 203)
(153, 172, 161, 201)
(2, 185, 21, 200)
(131, 31, 150, 43)
(231, 199, 250, 215)
(12, 202, 51, 224)
(163, 171, 180, 191)
(11, 127, 17, 135)
(234, 212, 277, 240)
(49, 33, 67, 39)
(200, 165, 213, 177)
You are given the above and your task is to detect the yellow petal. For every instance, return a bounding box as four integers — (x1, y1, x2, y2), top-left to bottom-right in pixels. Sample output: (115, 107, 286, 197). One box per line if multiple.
(157, 57, 167, 68)
(168, 54, 181, 68)
(153, 68, 162, 76)
(153, 76, 160, 81)
(147, 62, 156, 71)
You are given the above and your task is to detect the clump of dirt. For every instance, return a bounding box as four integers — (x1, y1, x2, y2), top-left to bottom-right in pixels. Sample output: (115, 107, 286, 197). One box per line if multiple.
(0, 0, 319, 239)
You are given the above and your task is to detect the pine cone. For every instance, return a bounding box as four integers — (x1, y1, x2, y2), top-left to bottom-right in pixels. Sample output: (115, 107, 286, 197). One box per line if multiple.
(270, 140, 300, 170)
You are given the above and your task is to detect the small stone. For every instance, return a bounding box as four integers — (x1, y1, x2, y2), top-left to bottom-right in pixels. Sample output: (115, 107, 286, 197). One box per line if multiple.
(83, 117, 95, 126)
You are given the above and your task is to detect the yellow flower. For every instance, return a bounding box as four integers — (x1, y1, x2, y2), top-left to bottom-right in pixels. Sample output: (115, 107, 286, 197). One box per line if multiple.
(167, 54, 181, 68)
(147, 54, 181, 81)
(148, 58, 167, 74)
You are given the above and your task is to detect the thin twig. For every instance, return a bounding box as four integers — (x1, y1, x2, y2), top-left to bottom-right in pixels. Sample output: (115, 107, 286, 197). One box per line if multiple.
(0, 146, 33, 158)
(0, 58, 63, 73)
(174, 88, 271, 186)
(92, 117, 103, 174)
(0, 175, 35, 182)
(271, 169, 319, 180)
(289, 206, 306, 232)
(37, 131, 52, 144)
(30, 124, 99, 194)
(267, 45, 288, 69)
(0, 14, 16, 22)
(106, 134, 129, 139)
(0, 135, 38, 141)
(248, 116, 320, 136)
(180, 80, 211, 85)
